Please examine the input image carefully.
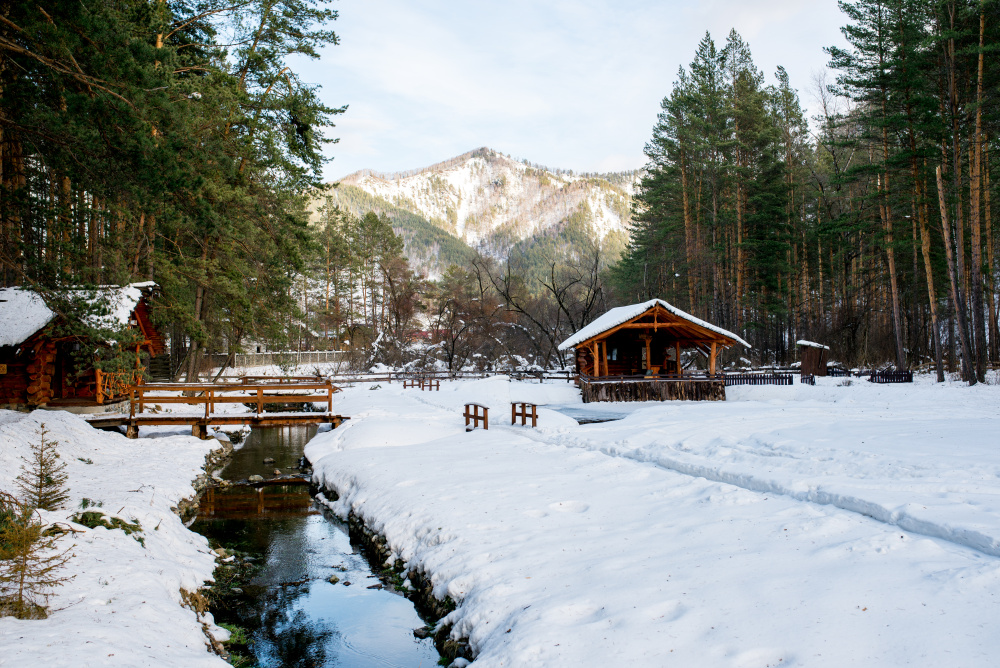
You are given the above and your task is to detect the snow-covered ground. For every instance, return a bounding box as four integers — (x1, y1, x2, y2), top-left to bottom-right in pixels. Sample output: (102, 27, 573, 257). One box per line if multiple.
(306, 375, 1000, 667)
(0, 411, 229, 667)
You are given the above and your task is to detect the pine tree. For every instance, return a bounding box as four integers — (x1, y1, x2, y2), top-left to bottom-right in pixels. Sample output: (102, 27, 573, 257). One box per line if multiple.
(15, 426, 69, 512)
(0, 492, 73, 619)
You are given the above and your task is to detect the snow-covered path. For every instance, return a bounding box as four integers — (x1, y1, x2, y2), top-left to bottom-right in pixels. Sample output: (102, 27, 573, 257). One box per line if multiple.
(530, 380, 1000, 557)
(306, 376, 1000, 667)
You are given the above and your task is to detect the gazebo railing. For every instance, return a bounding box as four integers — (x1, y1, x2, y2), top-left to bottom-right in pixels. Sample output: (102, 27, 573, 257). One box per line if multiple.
(578, 372, 725, 384)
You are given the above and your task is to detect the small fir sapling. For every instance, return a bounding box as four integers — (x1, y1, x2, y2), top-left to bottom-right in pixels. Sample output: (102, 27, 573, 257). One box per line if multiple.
(0, 492, 73, 619)
(15, 425, 69, 511)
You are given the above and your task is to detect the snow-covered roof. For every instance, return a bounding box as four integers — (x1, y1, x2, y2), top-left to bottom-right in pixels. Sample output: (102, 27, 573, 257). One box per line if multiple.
(0, 289, 57, 348)
(0, 282, 156, 347)
(558, 299, 750, 351)
(796, 340, 830, 351)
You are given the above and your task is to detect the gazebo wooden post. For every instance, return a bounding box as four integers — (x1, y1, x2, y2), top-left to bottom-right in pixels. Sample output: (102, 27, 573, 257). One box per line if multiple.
(644, 336, 651, 372)
(675, 341, 681, 375)
(591, 341, 599, 376)
(709, 342, 718, 375)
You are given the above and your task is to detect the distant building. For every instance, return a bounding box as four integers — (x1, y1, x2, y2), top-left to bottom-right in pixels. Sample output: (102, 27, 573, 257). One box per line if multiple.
(796, 340, 830, 377)
(558, 299, 748, 402)
(0, 283, 163, 410)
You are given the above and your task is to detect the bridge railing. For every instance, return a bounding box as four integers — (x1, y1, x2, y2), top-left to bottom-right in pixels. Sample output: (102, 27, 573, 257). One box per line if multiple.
(129, 378, 340, 418)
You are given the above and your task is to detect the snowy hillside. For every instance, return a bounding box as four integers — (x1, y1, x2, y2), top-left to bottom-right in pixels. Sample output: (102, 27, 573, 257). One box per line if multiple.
(326, 148, 637, 253)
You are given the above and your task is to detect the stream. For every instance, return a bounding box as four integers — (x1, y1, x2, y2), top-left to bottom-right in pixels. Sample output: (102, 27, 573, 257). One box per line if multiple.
(191, 426, 440, 667)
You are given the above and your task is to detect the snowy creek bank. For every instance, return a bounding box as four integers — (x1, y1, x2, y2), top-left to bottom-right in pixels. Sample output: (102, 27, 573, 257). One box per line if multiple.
(0, 409, 233, 667)
(191, 425, 440, 667)
(304, 376, 1000, 667)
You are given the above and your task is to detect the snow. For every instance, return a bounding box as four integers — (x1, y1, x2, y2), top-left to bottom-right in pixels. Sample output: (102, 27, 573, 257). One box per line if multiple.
(796, 339, 830, 350)
(0, 410, 227, 667)
(0, 289, 56, 348)
(558, 298, 751, 350)
(306, 374, 1000, 667)
(0, 283, 155, 348)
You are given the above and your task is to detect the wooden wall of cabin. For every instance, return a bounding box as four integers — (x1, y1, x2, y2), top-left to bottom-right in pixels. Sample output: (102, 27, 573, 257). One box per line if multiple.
(0, 340, 99, 407)
(0, 347, 30, 405)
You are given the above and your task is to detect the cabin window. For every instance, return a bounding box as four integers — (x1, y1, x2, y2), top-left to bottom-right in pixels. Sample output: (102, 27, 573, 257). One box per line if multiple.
(610, 348, 618, 361)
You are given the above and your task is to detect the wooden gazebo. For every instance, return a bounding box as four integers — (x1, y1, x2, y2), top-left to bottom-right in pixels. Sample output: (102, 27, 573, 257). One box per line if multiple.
(558, 299, 748, 402)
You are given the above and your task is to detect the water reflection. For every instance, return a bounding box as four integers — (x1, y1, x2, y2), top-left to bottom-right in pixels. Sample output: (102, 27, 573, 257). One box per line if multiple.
(191, 426, 439, 667)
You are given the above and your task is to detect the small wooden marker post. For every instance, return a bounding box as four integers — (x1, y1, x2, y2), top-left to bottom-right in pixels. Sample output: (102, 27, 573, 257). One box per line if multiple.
(511, 402, 538, 427)
(464, 403, 488, 430)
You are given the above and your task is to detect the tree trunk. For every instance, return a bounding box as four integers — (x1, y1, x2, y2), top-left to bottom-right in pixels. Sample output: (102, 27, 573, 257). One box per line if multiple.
(679, 146, 697, 313)
(936, 165, 976, 384)
(986, 141, 998, 364)
(968, 4, 987, 381)
(916, 173, 944, 382)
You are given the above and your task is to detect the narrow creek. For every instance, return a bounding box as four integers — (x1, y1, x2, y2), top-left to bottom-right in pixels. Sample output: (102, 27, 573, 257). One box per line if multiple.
(191, 426, 440, 667)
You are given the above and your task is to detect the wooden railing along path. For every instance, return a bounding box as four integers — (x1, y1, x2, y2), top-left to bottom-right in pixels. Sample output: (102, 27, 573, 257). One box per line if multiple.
(511, 402, 538, 427)
(86, 377, 347, 439)
(464, 403, 489, 431)
(130, 380, 339, 418)
(95, 367, 145, 404)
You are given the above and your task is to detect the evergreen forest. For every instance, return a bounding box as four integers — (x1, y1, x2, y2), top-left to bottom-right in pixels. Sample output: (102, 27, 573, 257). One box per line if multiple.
(2, 0, 999, 383)
(614, 1, 1000, 382)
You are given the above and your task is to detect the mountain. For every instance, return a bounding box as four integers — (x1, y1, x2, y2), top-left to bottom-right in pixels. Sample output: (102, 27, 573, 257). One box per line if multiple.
(314, 147, 639, 277)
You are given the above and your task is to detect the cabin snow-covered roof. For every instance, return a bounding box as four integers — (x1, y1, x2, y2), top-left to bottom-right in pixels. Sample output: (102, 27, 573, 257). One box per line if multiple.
(0, 282, 156, 348)
(557, 298, 750, 351)
(796, 340, 830, 351)
(0, 289, 57, 348)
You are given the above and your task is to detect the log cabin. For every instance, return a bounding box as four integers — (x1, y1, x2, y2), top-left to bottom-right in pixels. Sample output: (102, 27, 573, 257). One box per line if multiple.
(558, 299, 749, 402)
(0, 282, 164, 410)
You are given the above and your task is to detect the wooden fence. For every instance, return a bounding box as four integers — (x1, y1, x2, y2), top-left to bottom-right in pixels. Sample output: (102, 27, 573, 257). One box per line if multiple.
(511, 402, 538, 427)
(868, 370, 913, 383)
(464, 403, 489, 430)
(723, 373, 794, 387)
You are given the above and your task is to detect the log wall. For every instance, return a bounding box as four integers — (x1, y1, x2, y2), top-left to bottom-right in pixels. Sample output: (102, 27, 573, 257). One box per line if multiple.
(580, 379, 726, 403)
(0, 354, 29, 405)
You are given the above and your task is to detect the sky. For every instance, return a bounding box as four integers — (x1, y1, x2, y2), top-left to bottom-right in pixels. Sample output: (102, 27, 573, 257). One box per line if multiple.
(293, 0, 849, 181)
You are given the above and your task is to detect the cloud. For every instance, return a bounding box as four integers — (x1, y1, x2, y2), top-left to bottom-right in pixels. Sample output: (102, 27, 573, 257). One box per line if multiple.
(308, 0, 848, 180)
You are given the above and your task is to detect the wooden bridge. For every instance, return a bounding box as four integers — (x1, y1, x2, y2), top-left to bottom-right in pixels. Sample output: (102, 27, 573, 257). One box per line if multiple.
(85, 377, 348, 438)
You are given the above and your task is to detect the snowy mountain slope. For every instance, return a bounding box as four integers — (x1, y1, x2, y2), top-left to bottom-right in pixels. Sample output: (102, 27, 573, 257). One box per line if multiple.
(322, 148, 638, 265)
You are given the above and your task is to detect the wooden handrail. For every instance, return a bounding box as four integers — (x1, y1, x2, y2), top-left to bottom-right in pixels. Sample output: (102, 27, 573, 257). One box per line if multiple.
(464, 403, 489, 430)
(129, 378, 337, 417)
(511, 402, 538, 427)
